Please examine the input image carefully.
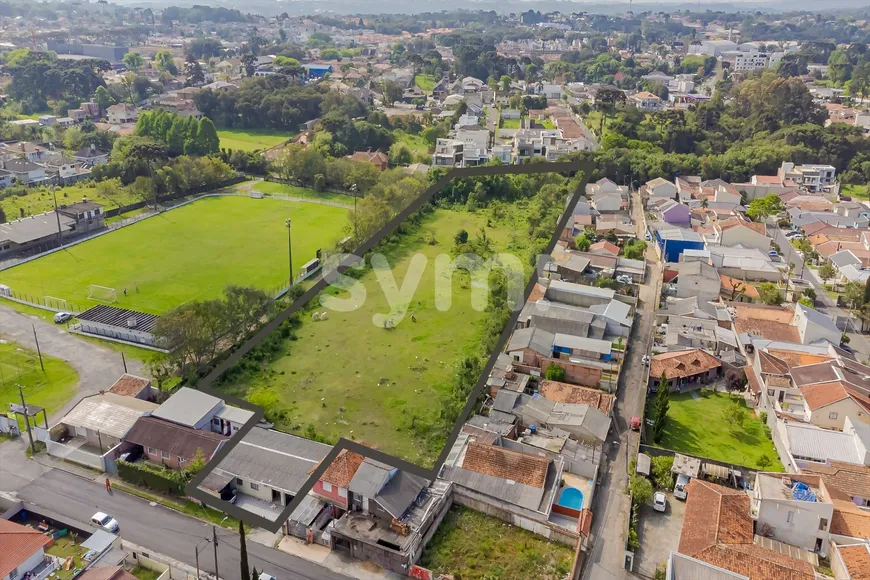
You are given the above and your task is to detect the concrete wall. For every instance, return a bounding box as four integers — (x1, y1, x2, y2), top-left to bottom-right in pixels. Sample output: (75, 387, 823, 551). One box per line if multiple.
(755, 497, 832, 555)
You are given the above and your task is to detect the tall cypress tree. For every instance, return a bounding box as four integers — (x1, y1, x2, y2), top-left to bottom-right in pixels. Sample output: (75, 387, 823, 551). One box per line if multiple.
(652, 371, 670, 443)
(239, 521, 251, 580)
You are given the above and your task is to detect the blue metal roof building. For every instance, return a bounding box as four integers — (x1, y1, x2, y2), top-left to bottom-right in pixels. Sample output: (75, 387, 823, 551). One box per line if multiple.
(303, 64, 333, 77)
(655, 228, 705, 262)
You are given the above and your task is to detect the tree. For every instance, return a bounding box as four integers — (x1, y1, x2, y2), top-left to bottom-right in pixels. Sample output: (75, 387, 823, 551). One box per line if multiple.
(651, 371, 670, 443)
(725, 368, 748, 392)
(630, 473, 653, 506)
(239, 521, 251, 580)
(381, 80, 403, 107)
(0, 205, 5, 224)
(94, 85, 115, 112)
(818, 262, 837, 286)
(844, 281, 865, 309)
(758, 283, 784, 306)
(154, 50, 178, 76)
(722, 398, 745, 435)
(594, 87, 626, 136)
(745, 194, 784, 222)
(185, 55, 205, 87)
(454, 229, 468, 245)
(500, 74, 511, 92)
(195, 117, 221, 155)
(756, 454, 773, 470)
(129, 176, 154, 205)
(798, 296, 814, 308)
(574, 233, 592, 251)
(122, 52, 144, 73)
(251, 567, 259, 580)
(545, 364, 566, 381)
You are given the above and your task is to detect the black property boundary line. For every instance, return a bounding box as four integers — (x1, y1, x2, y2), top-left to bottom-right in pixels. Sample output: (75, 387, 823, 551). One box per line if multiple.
(186, 160, 595, 532)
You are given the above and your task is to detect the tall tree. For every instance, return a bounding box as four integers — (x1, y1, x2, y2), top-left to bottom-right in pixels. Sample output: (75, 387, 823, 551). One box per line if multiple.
(122, 52, 144, 73)
(184, 54, 205, 87)
(239, 521, 251, 580)
(652, 371, 670, 443)
(154, 50, 178, 75)
(196, 117, 221, 155)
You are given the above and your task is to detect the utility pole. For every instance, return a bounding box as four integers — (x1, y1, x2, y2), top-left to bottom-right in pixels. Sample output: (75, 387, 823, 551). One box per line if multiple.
(31, 325, 43, 371)
(18, 384, 35, 455)
(212, 526, 219, 580)
(292, 218, 293, 286)
(121, 352, 128, 374)
(195, 538, 210, 580)
(52, 187, 63, 249)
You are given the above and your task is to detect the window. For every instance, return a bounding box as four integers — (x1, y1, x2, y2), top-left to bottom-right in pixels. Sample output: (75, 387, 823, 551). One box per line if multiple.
(178, 456, 185, 463)
(160, 450, 170, 459)
(212, 417, 221, 425)
(338, 488, 347, 498)
(147, 447, 156, 454)
(236, 478, 243, 485)
(250, 482, 259, 490)
(829, 412, 839, 420)
(819, 518, 828, 531)
(322, 482, 333, 493)
(10, 568, 19, 580)
(787, 511, 794, 523)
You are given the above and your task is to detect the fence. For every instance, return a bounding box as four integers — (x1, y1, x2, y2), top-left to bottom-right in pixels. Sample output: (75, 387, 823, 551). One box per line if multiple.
(637, 444, 758, 480)
(46, 440, 106, 471)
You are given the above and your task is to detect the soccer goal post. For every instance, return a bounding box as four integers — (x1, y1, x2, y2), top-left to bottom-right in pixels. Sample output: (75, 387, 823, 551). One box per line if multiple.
(44, 296, 68, 310)
(87, 285, 117, 304)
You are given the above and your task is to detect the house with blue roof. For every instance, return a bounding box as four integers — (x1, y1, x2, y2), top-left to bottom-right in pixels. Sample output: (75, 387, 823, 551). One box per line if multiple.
(303, 64, 333, 78)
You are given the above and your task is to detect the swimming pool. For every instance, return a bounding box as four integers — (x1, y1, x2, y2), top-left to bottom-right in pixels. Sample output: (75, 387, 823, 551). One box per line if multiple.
(557, 487, 585, 511)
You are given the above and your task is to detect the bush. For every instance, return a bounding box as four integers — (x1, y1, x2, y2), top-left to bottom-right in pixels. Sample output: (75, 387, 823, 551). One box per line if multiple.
(651, 455, 674, 490)
(545, 364, 566, 381)
(630, 473, 653, 506)
(117, 459, 186, 494)
(313, 173, 326, 192)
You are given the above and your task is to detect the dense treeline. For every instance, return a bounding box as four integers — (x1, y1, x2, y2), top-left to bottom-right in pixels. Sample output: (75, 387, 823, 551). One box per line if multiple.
(134, 110, 220, 156)
(2, 49, 109, 113)
(161, 5, 251, 24)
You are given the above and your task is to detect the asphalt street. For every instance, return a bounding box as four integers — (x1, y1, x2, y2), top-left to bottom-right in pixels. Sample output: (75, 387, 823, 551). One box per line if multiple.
(18, 469, 346, 580)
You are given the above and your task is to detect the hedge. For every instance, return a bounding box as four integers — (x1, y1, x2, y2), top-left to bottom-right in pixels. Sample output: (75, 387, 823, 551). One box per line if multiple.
(117, 459, 186, 494)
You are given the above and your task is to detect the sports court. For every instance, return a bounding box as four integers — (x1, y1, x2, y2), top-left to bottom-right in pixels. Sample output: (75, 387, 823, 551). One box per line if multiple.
(0, 196, 349, 314)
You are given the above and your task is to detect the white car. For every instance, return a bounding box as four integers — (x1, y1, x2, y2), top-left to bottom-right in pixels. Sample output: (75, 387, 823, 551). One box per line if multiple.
(53, 311, 73, 324)
(653, 492, 667, 512)
(674, 474, 690, 500)
(616, 275, 633, 284)
(642, 354, 650, 366)
(91, 511, 119, 533)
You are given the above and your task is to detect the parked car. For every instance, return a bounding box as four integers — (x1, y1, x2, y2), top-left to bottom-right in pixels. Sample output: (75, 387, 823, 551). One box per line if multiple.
(839, 195, 852, 201)
(91, 512, 119, 533)
(53, 311, 73, 324)
(653, 492, 667, 512)
(630, 416, 641, 431)
(768, 250, 779, 259)
(616, 275, 633, 284)
(674, 474, 690, 500)
(641, 354, 650, 366)
(258, 574, 277, 580)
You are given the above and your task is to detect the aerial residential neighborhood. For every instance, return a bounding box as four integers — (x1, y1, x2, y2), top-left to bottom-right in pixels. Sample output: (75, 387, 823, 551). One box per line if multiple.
(1, 1, 870, 580)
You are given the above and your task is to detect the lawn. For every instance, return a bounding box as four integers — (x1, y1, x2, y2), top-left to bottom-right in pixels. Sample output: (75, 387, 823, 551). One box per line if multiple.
(0, 183, 140, 220)
(539, 118, 556, 129)
(0, 340, 78, 425)
(500, 117, 522, 129)
(0, 196, 349, 314)
(217, 128, 290, 152)
(841, 184, 868, 201)
(130, 567, 163, 580)
(252, 181, 356, 205)
(395, 131, 431, 158)
(414, 73, 437, 93)
(420, 506, 574, 580)
(44, 535, 89, 579)
(216, 201, 538, 465)
(650, 391, 783, 471)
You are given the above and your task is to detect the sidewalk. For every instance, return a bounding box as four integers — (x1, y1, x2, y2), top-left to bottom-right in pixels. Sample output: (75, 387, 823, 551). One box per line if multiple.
(276, 536, 402, 580)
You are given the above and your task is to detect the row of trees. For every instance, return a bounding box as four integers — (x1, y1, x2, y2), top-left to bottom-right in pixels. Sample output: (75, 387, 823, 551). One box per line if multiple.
(3, 49, 110, 113)
(134, 110, 221, 156)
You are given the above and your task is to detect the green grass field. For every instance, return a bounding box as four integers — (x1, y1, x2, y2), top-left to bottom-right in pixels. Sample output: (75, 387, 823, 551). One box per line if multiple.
(651, 391, 783, 471)
(1, 183, 140, 220)
(217, 128, 291, 152)
(420, 506, 574, 580)
(395, 131, 431, 159)
(500, 117, 522, 129)
(841, 184, 868, 200)
(414, 73, 437, 93)
(0, 341, 78, 424)
(0, 196, 348, 314)
(217, 202, 538, 465)
(252, 181, 356, 205)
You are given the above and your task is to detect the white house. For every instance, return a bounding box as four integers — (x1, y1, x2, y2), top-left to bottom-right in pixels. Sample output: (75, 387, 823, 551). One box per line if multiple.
(631, 91, 662, 111)
(672, 261, 721, 302)
(752, 473, 834, 556)
(714, 218, 771, 252)
(1, 158, 48, 185)
(106, 103, 138, 124)
(0, 519, 52, 580)
(644, 177, 677, 201)
(73, 144, 109, 167)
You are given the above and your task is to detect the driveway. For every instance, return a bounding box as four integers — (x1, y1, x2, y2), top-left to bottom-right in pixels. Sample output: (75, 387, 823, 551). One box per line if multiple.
(0, 303, 146, 422)
(17, 469, 347, 580)
(633, 493, 686, 578)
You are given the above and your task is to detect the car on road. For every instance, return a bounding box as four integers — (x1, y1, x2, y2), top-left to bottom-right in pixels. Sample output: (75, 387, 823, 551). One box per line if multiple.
(785, 231, 803, 238)
(53, 311, 73, 324)
(91, 511, 119, 533)
(630, 416, 641, 431)
(641, 354, 650, 365)
(258, 574, 277, 580)
(653, 492, 667, 512)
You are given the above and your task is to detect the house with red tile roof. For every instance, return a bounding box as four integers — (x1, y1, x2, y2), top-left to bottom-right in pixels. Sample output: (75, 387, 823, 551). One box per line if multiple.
(830, 542, 870, 580)
(0, 519, 53, 580)
(308, 449, 366, 509)
(677, 479, 816, 580)
(588, 240, 619, 257)
(348, 150, 389, 170)
(648, 349, 722, 392)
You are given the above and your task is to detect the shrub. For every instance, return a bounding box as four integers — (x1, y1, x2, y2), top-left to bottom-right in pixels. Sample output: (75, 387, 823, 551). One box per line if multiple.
(117, 459, 187, 494)
(545, 364, 566, 381)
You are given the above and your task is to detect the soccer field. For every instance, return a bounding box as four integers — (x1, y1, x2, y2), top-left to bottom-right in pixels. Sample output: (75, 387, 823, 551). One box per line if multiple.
(217, 129, 290, 152)
(0, 196, 349, 314)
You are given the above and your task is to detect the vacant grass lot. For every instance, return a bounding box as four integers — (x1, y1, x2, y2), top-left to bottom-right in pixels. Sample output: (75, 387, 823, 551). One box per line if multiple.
(420, 506, 574, 580)
(395, 131, 431, 159)
(252, 181, 356, 205)
(500, 117, 522, 129)
(0, 196, 348, 314)
(0, 183, 140, 219)
(0, 341, 78, 426)
(217, 201, 538, 465)
(651, 391, 783, 471)
(414, 73, 437, 93)
(841, 184, 868, 200)
(217, 128, 290, 152)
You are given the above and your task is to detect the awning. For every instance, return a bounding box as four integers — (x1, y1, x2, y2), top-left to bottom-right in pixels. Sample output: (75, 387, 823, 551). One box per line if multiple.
(289, 494, 326, 526)
(671, 453, 701, 478)
(703, 463, 729, 480)
(636, 453, 651, 476)
(200, 469, 235, 495)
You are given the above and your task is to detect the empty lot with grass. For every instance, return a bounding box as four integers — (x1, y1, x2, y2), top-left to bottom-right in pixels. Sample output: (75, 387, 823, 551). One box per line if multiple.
(216, 198, 542, 465)
(217, 128, 290, 152)
(0, 340, 78, 426)
(0, 196, 348, 314)
(650, 391, 783, 471)
(420, 506, 574, 579)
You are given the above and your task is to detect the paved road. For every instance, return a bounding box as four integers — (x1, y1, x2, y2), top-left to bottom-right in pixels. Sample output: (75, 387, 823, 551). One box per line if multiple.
(582, 189, 660, 579)
(18, 469, 346, 580)
(768, 226, 870, 356)
(0, 303, 145, 421)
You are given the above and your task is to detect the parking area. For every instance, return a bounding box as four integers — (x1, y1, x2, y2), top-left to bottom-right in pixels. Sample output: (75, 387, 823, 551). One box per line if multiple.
(632, 492, 686, 578)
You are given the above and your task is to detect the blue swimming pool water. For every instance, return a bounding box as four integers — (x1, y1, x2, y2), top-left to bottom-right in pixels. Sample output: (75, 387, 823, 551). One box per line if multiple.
(557, 487, 584, 510)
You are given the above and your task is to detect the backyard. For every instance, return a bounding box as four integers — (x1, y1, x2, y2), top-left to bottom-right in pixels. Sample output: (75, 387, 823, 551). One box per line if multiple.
(0, 195, 349, 314)
(500, 117, 522, 129)
(216, 199, 542, 466)
(217, 128, 290, 152)
(650, 391, 783, 471)
(414, 73, 437, 93)
(0, 183, 140, 219)
(419, 506, 575, 580)
(0, 340, 78, 426)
